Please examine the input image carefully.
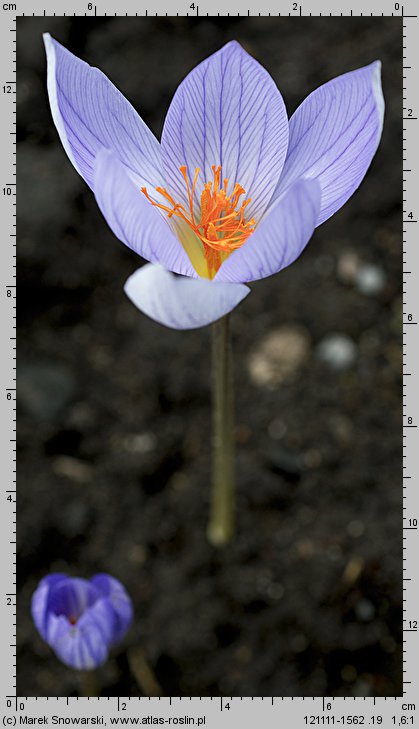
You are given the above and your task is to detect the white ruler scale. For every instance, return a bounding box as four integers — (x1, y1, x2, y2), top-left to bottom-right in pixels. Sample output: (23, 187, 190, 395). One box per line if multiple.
(0, 0, 417, 725)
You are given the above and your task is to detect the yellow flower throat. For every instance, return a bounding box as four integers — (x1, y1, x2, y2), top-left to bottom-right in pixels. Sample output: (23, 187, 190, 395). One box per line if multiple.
(141, 165, 255, 279)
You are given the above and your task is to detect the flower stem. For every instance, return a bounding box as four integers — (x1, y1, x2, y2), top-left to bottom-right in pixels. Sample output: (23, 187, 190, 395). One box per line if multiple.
(79, 671, 99, 697)
(207, 314, 235, 547)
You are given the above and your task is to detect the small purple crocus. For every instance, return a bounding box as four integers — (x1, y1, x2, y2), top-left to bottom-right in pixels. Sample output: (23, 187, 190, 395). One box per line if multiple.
(31, 573, 133, 670)
(43, 35, 384, 330)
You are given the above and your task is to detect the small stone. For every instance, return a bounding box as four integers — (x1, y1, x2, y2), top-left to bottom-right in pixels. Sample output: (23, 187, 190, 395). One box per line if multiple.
(52, 456, 94, 483)
(18, 362, 77, 420)
(129, 544, 147, 566)
(337, 250, 361, 284)
(355, 598, 375, 622)
(347, 520, 365, 538)
(356, 264, 386, 296)
(123, 432, 157, 454)
(61, 501, 90, 538)
(316, 334, 357, 371)
(266, 447, 303, 481)
(341, 556, 364, 587)
(248, 326, 310, 388)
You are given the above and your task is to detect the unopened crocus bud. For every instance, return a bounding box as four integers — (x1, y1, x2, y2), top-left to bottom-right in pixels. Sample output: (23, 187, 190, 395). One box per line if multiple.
(31, 573, 133, 670)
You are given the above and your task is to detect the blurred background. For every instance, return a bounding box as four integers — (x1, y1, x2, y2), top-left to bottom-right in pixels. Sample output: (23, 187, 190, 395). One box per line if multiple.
(17, 17, 402, 696)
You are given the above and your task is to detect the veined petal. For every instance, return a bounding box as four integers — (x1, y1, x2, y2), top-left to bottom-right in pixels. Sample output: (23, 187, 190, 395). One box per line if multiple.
(44, 613, 70, 649)
(124, 264, 250, 330)
(161, 41, 288, 222)
(47, 578, 99, 621)
(31, 574, 67, 640)
(93, 149, 196, 277)
(269, 61, 384, 225)
(215, 179, 321, 283)
(52, 611, 110, 670)
(90, 574, 133, 644)
(43, 34, 163, 190)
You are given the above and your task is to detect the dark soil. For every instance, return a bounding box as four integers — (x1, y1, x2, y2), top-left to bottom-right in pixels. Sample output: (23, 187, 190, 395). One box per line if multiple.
(17, 17, 402, 697)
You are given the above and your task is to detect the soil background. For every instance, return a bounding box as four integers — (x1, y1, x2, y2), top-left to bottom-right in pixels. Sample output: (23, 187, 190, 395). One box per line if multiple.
(17, 16, 402, 697)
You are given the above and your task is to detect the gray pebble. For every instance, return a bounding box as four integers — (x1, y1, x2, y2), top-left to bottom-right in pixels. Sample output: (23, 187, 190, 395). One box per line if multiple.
(355, 598, 375, 622)
(316, 334, 357, 371)
(356, 264, 386, 296)
(18, 362, 77, 420)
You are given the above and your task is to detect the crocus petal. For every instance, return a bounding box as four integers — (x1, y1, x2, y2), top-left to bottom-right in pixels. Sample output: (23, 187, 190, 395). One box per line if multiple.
(124, 264, 250, 330)
(52, 613, 110, 670)
(269, 62, 384, 225)
(43, 34, 162, 190)
(44, 613, 71, 649)
(161, 41, 289, 222)
(91, 574, 133, 644)
(47, 578, 99, 621)
(93, 149, 196, 277)
(215, 179, 321, 283)
(31, 574, 68, 639)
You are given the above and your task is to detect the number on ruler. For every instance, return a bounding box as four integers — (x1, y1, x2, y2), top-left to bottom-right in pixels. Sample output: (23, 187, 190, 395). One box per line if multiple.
(6, 700, 24, 711)
(408, 620, 417, 629)
(408, 518, 417, 527)
(407, 417, 414, 425)
(2, 85, 12, 94)
(3, 186, 13, 195)
(407, 212, 414, 219)
(407, 109, 414, 117)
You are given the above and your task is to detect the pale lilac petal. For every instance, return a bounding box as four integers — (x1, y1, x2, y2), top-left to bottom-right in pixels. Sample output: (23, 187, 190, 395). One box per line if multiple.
(161, 41, 288, 222)
(44, 613, 70, 648)
(93, 149, 196, 277)
(269, 62, 384, 225)
(83, 598, 118, 645)
(215, 179, 321, 283)
(90, 574, 133, 644)
(124, 264, 250, 330)
(43, 34, 162, 190)
(52, 613, 109, 670)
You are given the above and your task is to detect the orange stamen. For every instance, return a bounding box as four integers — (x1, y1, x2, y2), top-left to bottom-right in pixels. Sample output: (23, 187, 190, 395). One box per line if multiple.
(141, 165, 256, 277)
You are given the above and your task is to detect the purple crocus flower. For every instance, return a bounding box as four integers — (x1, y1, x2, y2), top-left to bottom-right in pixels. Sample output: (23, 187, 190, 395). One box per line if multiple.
(44, 35, 384, 330)
(31, 573, 133, 670)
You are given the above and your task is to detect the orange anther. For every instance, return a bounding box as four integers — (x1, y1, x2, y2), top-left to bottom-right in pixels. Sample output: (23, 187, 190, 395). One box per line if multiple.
(141, 165, 255, 277)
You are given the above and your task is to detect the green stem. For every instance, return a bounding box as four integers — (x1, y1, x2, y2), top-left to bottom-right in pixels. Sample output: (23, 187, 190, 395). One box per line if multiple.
(207, 314, 235, 547)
